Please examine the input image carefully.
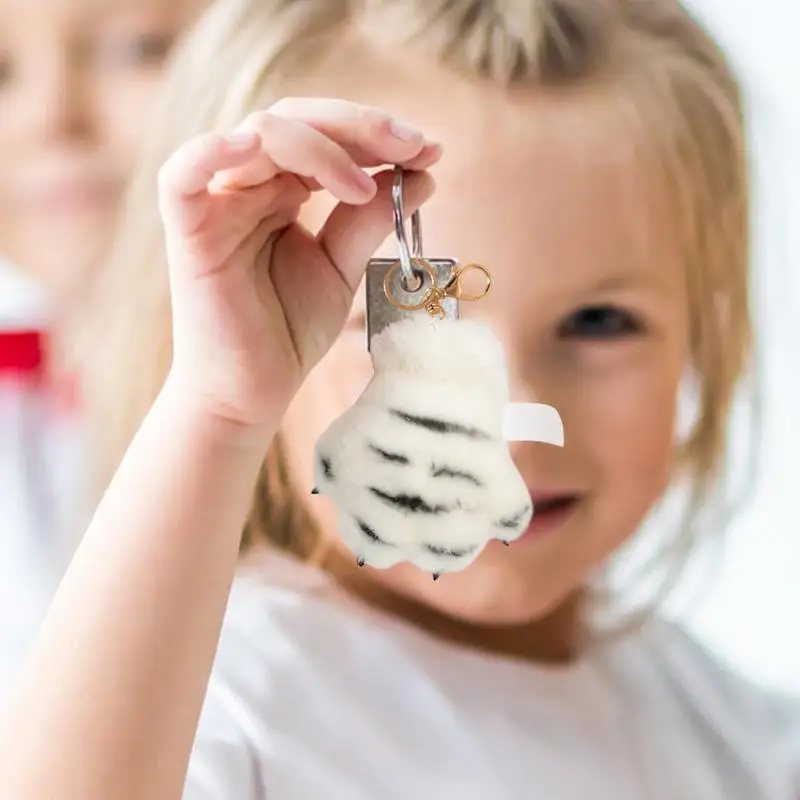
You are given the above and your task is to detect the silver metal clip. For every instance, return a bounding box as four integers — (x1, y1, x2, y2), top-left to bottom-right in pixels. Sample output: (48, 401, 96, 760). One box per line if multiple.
(365, 167, 460, 349)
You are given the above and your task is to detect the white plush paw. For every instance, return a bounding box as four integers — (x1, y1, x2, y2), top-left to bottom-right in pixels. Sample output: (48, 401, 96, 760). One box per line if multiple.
(314, 316, 560, 578)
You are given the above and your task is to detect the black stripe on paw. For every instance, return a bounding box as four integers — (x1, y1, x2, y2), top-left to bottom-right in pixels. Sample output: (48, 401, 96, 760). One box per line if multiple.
(389, 409, 491, 440)
(495, 506, 532, 529)
(424, 543, 479, 559)
(369, 487, 448, 514)
(368, 443, 410, 465)
(355, 519, 395, 546)
(320, 456, 334, 480)
(431, 464, 483, 487)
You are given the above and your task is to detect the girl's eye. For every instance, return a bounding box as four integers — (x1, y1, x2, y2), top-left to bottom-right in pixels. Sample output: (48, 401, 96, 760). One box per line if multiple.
(93, 32, 175, 69)
(558, 305, 642, 340)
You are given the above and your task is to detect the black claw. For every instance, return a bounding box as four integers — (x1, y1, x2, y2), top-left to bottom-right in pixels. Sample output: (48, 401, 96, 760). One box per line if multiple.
(357, 557, 366, 567)
(310, 487, 319, 495)
(501, 539, 510, 546)
(432, 572, 441, 581)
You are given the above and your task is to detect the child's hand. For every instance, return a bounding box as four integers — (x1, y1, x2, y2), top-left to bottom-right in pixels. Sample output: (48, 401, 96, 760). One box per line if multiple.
(158, 97, 439, 431)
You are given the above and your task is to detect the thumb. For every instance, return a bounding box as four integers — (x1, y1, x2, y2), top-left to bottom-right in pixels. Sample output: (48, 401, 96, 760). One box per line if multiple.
(317, 168, 436, 292)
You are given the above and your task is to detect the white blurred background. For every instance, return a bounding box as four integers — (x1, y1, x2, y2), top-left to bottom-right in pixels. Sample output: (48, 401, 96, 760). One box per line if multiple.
(665, 0, 800, 694)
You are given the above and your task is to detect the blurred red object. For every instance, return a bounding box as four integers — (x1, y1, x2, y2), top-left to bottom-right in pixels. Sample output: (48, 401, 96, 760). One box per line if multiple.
(0, 329, 80, 412)
(0, 330, 45, 378)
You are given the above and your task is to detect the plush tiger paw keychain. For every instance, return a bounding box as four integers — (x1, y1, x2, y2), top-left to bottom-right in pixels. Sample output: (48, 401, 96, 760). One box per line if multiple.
(313, 168, 564, 579)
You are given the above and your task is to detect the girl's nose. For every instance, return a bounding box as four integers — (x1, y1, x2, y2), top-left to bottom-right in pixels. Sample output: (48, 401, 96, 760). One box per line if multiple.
(12, 50, 92, 144)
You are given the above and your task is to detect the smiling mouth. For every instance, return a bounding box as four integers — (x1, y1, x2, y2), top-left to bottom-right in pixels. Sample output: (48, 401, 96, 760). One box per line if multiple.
(533, 495, 580, 514)
(514, 494, 582, 542)
(19, 181, 119, 217)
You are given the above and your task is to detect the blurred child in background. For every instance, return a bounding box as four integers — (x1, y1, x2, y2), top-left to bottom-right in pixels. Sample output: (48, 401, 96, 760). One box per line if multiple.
(0, 0, 207, 694)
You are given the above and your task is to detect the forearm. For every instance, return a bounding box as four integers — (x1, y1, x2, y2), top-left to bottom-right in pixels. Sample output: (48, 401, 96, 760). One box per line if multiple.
(0, 375, 273, 800)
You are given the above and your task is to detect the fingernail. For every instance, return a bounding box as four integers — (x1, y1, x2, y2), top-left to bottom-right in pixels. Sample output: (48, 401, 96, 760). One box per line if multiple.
(351, 165, 376, 194)
(390, 118, 422, 142)
(227, 131, 258, 150)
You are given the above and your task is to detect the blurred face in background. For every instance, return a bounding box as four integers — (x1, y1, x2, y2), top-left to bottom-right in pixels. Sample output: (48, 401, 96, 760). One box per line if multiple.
(0, 0, 206, 300)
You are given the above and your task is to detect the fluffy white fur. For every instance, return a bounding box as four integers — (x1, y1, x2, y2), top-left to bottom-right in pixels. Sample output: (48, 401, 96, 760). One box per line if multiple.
(314, 317, 539, 578)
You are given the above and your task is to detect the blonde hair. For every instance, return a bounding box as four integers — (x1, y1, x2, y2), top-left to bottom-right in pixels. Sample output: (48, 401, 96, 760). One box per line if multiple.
(86, 0, 752, 604)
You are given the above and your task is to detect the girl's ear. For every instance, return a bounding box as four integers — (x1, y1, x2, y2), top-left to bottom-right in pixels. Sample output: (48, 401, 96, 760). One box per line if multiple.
(503, 403, 564, 445)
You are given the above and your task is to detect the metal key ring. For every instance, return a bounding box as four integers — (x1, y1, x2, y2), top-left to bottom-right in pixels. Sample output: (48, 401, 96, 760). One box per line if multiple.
(383, 257, 438, 312)
(392, 166, 423, 291)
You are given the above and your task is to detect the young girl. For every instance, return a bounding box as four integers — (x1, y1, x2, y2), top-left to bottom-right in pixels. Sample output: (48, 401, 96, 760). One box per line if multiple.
(2, 0, 797, 798)
(0, 0, 207, 694)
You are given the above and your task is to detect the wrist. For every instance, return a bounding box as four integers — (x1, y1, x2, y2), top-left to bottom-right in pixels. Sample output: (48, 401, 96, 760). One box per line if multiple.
(159, 370, 279, 454)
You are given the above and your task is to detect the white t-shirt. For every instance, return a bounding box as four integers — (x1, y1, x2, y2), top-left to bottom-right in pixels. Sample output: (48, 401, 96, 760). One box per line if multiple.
(0, 261, 85, 698)
(185, 553, 800, 799)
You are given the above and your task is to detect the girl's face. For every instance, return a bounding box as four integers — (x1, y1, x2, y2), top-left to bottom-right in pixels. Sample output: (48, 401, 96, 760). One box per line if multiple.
(0, 0, 205, 298)
(284, 66, 690, 629)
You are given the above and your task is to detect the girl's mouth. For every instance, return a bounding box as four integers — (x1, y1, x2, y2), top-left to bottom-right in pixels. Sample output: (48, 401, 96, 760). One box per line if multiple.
(518, 494, 581, 542)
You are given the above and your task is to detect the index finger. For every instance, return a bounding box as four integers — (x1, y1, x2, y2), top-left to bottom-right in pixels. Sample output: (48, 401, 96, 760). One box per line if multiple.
(157, 131, 261, 235)
(210, 113, 378, 203)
